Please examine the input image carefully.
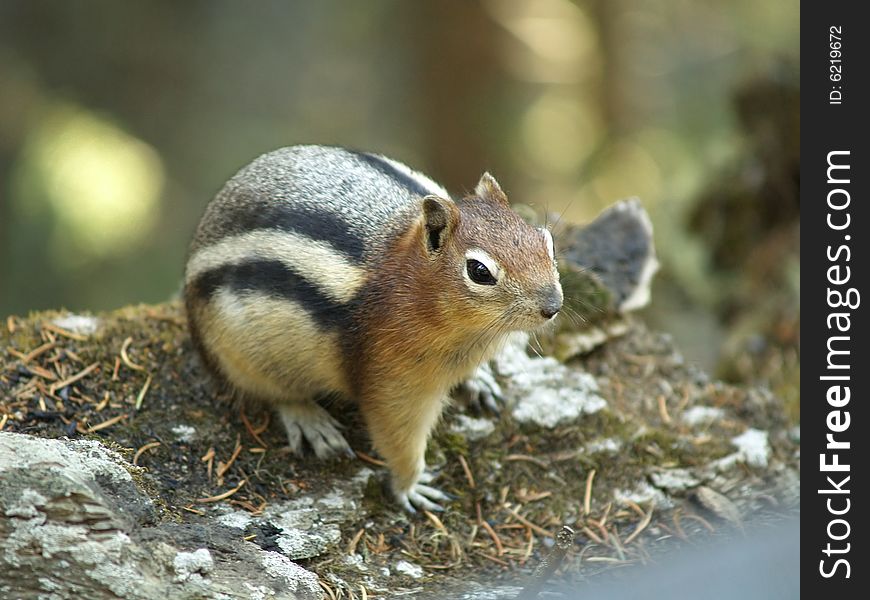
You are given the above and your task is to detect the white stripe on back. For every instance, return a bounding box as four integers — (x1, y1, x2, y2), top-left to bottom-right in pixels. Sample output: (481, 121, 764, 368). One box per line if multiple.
(186, 230, 366, 304)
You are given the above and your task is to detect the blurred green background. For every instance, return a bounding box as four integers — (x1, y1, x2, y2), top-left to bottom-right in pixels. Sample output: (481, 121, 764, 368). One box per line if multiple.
(0, 0, 799, 412)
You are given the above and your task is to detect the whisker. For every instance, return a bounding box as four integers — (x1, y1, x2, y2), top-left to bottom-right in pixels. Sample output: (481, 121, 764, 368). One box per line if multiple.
(455, 306, 517, 367)
(528, 331, 544, 359)
(479, 303, 524, 356)
(558, 306, 585, 327)
(580, 298, 607, 315)
(549, 196, 577, 235)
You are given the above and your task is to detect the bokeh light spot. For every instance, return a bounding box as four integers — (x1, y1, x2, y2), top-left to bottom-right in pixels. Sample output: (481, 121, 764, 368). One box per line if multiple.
(12, 102, 164, 266)
(520, 92, 603, 175)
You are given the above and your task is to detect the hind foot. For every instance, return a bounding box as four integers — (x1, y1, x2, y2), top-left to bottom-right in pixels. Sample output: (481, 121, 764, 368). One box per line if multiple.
(278, 402, 353, 459)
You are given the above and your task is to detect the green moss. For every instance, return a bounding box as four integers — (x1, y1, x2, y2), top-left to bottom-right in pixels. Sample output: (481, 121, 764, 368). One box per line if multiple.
(432, 428, 469, 458)
(558, 265, 613, 323)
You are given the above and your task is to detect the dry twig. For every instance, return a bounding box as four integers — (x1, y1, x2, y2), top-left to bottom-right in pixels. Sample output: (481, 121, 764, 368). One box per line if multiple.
(241, 409, 269, 447)
(133, 441, 162, 466)
(624, 504, 654, 545)
(197, 479, 247, 503)
(657, 394, 672, 424)
(96, 391, 111, 411)
(201, 447, 216, 480)
(85, 412, 127, 433)
(583, 469, 596, 515)
(504, 505, 553, 539)
(458, 454, 475, 489)
(217, 437, 243, 479)
(20, 341, 58, 364)
(347, 528, 366, 555)
(120, 337, 146, 371)
(49, 362, 99, 394)
(355, 451, 386, 467)
(505, 454, 550, 469)
(42, 322, 87, 341)
(134, 375, 152, 410)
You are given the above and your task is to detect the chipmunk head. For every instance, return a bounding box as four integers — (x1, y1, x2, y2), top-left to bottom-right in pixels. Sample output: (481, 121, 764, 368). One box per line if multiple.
(420, 173, 563, 333)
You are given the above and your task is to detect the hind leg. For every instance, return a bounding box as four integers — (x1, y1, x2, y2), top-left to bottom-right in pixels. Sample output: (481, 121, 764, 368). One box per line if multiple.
(193, 292, 353, 458)
(278, 401, 353, 459)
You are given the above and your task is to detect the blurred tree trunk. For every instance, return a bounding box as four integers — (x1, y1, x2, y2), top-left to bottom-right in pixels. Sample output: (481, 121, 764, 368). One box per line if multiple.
(588, 0, 627, 133)
(0, 57, 35, 305)
(0, 148, 12, 286)
(411, 0, 504, 192)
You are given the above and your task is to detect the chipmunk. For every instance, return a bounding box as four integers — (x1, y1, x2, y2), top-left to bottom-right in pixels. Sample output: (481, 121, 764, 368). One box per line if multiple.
(184, 145, 562, 512)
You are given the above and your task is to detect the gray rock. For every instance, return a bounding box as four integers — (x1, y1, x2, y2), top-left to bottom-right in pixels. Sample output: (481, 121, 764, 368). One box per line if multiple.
(449, 414, 496, 441)
(51, 314, 101, 336)
(395, 559, 425, 579)
(497, 334, 606, 428)
(173, 548, 214, 582)
(681, 406, 726, 426)
(613, 481, 673, 509)
(0, 431, 324, 600)
(583, 437, 622, 454)
(568, 198, 659, 313)
(730, 428, 771, 468)
(649, 468, 702, 492)
(170, 424, 197, 443)
(708, 428, 771, 473)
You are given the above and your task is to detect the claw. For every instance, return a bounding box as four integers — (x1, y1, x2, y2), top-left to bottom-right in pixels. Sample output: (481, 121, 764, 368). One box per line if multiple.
(397, 495, 417, 514)
(279, 403, 352, 458)
(395, 479, 452, 513)
(285, 422, 304, 454)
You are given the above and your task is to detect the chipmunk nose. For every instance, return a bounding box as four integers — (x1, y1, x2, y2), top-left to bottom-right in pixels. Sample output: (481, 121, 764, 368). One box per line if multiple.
(539, 285, 563, 319)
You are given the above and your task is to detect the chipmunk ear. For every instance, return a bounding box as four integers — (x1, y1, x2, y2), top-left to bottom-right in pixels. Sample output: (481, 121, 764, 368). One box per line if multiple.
(475, 172, 510, 207)
(422, 195, 458, 253)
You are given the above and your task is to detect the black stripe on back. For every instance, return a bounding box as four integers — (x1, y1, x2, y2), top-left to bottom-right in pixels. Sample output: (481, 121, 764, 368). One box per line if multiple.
(190, 259, 353, 331)
(350, 151, 434, 198)
(212, 193, 366, 262)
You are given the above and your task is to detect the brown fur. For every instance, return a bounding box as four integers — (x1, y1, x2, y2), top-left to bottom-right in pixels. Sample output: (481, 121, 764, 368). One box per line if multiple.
(185, 173, 561, 504)
(343, 191, 556, 492)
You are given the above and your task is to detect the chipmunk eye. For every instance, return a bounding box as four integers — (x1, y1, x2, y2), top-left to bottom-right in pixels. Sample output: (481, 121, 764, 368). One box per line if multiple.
(466, 259, 497, 285)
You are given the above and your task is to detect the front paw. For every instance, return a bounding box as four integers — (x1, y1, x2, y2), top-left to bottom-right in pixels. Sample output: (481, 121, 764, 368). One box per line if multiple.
(454, 363, 503, 414)
(394, 475, 452, 513)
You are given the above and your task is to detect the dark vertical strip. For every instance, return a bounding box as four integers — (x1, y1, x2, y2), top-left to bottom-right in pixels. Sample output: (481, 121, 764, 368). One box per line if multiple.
(804, 3, 868, 596)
